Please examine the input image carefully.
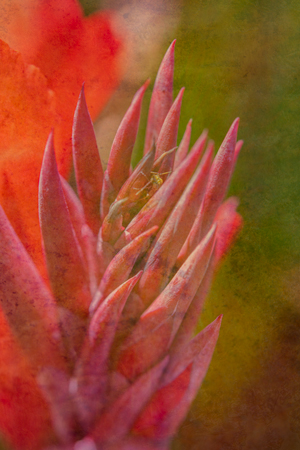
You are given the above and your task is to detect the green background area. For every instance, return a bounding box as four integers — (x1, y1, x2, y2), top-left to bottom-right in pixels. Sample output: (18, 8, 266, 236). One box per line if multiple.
(89, 1, 300, 448)
(173, 3, 300, 448)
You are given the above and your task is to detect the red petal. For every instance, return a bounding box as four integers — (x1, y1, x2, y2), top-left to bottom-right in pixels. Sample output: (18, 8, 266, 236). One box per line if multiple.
(177, 118, 239, 265)
(156, 316, 222, 438)
(75, 273, 142, 429)
(118, 130, 207, 247)
(60, 176, 99, 296)
(176, 140, 214, 266)
(137, 144, 213, 306)
(198, 118, 239, 239)
(144, 40, 175, 154)
(174, 119, 192, 169)
(116, 226, 216, 381)
(132, 365, 192, 439)
(73, 86, 103, 235)
(106, 81, 150, 195)
(155, 88, 185, 172)
(132, 316, 222, 440)
(0, 204, 63, 370)
(173, 198, 242, 352)
(37, 367, 75, 444)
(90, 227, 158, 314)
(103, 436, 169, 450)
(0, 312, 52, 450)
(170, 250, 216, 354)
(164, 315, 222, 386)
(214, 197, 243, 264)
(92, 358, 168, 445)
(116, 148, 155, 203)
(234, 139, 244, 168)
(39, 132, 91, 316)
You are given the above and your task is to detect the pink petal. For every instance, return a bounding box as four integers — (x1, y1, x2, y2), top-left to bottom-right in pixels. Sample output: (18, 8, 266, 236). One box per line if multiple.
(96, 230, 117, 282)
(100, 198, 127, 246)
(198, 117, 239, 239)
(92, 358, 168, 445)
(100, 170, 114, 221)
(37, 367, 75, 444)
(39, 131, 91, 316)
(144, 40, 175, 155)
(170, 249, 216, 354)
(177, 118, 239, 265)
(214, 197, 243, 264)
(0, 204, 63, 370)
(163, 315, 222, 386)
(117, 129, 207, 248)
(116, 148, 155, 203)
(116, 225, 216, 381)
(137, 144, 213, 306)
(234, 139, 243, 168)
(103, 436, 169, 450)
(60, 176, 99, 295)
(174, 119, 192, 169)
(132, 316, 222, 440)
(154, 88, 185, 173)
(106, 80, 150, 194)
(72, 85, 103, 235)
(90, 227, 158, 314)
(75, 273, 142, 429)
(156, 316, 222, 438)
(131, 364, 192, 439)
(60, 175, 86, 239)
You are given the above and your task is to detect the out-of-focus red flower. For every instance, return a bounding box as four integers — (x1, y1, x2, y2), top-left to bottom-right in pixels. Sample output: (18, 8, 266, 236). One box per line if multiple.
(0, 0, 126, 276)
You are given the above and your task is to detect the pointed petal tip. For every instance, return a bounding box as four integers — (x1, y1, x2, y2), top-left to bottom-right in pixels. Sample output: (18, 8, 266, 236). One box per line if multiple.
(222, 118, 240, 146)
(172, 86, 185, 109)
(234, 140, 244, 162)
(125, 270, 144, 291)
(206, 314, 223, 340)
(47, 128, 55, 144)
(205, 138, 214, 153)
(165, 39, 176, 57)
(231, 117, 240, 134)
(201, 128, 209, 139)
(135, 79, 151, 98)
(76, 83, 89, 113)
(43, 129, 56, 164)
(144, 78, 151, 90)
(216, 314, 223, 325)
(133, 270, 143, 282)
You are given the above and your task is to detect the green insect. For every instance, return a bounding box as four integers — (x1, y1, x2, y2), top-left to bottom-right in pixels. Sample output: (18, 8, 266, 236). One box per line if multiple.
(134, 170, 170, 200)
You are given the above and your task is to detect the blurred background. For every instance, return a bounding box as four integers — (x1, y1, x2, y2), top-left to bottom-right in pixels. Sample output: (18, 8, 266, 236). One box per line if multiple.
(84, 1, 300, 449)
